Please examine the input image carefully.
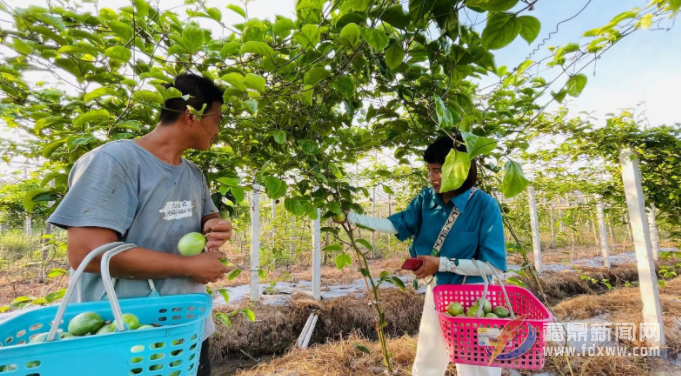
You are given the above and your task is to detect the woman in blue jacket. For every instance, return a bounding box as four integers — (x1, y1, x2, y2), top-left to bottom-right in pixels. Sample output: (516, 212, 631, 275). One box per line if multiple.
(344, 136, 507, 376)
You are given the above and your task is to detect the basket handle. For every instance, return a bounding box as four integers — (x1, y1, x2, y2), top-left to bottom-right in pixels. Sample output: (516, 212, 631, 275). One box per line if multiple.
(100, 245, 143, 332)
(472, 261, 491, 318)
(47, 242, 137, 341)
(486, 261, 516, 319)
(469, 261, 516, 319)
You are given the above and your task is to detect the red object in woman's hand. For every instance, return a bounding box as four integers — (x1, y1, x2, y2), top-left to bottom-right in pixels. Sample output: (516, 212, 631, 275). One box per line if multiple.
(401, 257, 424, 271)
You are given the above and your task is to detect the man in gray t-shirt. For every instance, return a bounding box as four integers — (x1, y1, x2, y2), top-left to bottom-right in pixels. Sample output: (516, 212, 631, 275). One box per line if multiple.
(48, 72, 231, 376)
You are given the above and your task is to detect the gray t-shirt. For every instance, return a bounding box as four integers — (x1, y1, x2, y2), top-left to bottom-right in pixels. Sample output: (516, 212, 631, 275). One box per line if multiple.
(48, 140, 219, 338)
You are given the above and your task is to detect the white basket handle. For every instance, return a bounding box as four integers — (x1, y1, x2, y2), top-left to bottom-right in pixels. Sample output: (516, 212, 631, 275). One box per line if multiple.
(486, 261, 516, 319)
(47, 242, 137, 341)
(472, 261, 491, 318)
(464, 260, 516, 319)
(100, 246, 143, 332)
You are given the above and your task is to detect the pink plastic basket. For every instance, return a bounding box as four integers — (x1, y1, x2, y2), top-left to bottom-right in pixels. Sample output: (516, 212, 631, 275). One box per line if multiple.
(433, 283, 553, 370)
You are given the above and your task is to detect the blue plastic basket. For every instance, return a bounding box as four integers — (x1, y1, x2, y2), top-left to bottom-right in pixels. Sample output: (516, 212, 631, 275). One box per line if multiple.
(0, 243, 213, 376)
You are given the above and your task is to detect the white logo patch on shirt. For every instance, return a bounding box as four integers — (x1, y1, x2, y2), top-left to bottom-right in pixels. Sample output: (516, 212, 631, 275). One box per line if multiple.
(159, 200, 194, 220)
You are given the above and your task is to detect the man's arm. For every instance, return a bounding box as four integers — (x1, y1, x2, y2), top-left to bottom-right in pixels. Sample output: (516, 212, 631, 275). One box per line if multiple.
(67, 227, 229, 284)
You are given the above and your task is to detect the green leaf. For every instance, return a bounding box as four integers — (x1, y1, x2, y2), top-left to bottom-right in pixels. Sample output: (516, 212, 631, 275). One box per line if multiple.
(48, 268, 68, 278)
(227, 268, 242, 280)
(382, 185, 394, 195)
(501, 160, 529, 198)
(354, 343, 371, 354)
(241, 308, 256, 321)
(13, 39, 33, 55)
(220, 42, 242, 58)
(35, 116, 69, 135)
(440, 149, 471, 192)
(669, 0, 681, 12)
(273, 18, 296, 39)
(218, 288, 230, 303)
(304, 67, 331, 86)
(379, 5, 411, 29)
(226, 4, 246, 18)
(294, 24, 320, 48)
(391, 276, 406, 292)
(637, 14, 653, 29)
(222, 72, 246, 91)
(413, 279, 419, 290)
(385, 44, 405, 70)
(84, 87, 118, 102)
(566, 74, 587, 97)
(240, 41, 275, 58)
(329, 163, 343, 179)
(133, 90, 164, 105)
(517, 16, 541, 44)
(45, 289, 66, 303)
(551, 90, 568, 103)
(272, 130, 286, 144)
(263, 176, 287, 199)
(105, 46, 131, 61)
(433, 96, 454, 128)
(336, 12, 367, 28)
(323, 244, 343, 252)
(182, 24, 204, 54)
(133, 0, 150, 18)
(108, 20, 134, 41)
(300, 85, 314, 105)
(215, 312, 231, 328)
(244, 99, 258, 114)
(206, 7, 222, 22)
(328, 201, 342, 214)
(409, 0, 437, 20)
(466, 0, 519, 12)
(73, 109, 110, 129)
(481, 13, 522, 50)
(43, 140, 67, 158)
(299, 139, 320, 154)
(330, 76, 356, 99)
(339, 23, 362, 49)
(360, 27, 390, 51)
(24, 187, 59, 212)
(231, 187, 245, 202)
(461, 131, 497, 159)
(40, 171, 66, 188)
(258, 269, 268, 279)
(355, 238, 373, 251)
(506, 277, 526, 287)
(54, 58, 83, 80)
(58, 45, 100, 56)
(335, 253, 353, 269)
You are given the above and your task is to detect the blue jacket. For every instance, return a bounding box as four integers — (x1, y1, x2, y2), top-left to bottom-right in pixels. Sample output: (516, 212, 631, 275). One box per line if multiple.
(387, 187, 507, 285)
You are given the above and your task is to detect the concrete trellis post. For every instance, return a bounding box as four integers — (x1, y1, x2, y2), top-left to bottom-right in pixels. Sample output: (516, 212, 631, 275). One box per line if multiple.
(371, 186, 376, 257)
(594, 195, 611, 269)
(550, 205, 556, 248)
(558, 209, 564, 233)
(619, 148, 666, 351)
(648, 204, 659, 261)
(24, 167, 31, 236)
(527, 186, 542, 273)
(312, 209, 321, 300)
(289, 216, 295, 259)
(250, 185, 261, 301)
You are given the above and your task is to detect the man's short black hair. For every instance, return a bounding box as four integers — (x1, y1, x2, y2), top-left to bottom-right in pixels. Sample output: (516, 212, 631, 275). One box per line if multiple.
(423, 135, 478, 192)
(159, 72, 224, 125)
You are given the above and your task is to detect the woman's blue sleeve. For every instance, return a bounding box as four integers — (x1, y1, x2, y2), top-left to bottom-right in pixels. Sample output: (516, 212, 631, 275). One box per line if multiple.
(387, 193, 423, 242)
